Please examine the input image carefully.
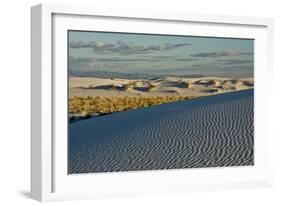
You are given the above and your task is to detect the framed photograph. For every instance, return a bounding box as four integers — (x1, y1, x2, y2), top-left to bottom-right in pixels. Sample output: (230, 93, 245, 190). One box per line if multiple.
(31, 3, 274, 201)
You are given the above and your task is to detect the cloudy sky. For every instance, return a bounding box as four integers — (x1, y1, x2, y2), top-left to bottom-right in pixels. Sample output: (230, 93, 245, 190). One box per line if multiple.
(68, 31, 254, 78)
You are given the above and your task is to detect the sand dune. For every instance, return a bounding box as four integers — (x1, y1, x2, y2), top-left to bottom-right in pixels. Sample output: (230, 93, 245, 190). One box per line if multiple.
(69, 89, 254, 174)
(69, 76, 254, 98)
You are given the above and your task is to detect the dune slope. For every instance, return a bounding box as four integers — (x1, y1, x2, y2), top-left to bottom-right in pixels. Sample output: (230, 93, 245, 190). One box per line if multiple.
(69, 89, 254, 174)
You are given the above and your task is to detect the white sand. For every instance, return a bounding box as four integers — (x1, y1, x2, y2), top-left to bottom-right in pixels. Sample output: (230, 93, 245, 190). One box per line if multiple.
(69, 89, 254, 174)
(69, 76, 254, 98)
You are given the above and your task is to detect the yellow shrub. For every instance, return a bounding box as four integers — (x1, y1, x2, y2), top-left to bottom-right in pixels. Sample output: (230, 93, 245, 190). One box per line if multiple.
(69, 95, 190, 116)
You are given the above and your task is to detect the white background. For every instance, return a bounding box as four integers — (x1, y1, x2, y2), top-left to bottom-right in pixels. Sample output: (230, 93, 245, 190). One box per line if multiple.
(53, 13, 270, 198)
(0, 0, 280, 205)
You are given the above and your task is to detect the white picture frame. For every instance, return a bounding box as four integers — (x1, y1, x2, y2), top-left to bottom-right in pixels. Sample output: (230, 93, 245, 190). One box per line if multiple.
(31, 3, 274, 202)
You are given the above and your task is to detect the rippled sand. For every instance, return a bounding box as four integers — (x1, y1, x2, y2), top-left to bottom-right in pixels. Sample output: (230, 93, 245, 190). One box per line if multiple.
(69, 89, 254, 174)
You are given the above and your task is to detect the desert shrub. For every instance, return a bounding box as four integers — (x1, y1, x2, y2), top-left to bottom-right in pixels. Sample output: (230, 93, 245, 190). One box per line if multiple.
(178, 81, 190, 88)
(243, 81, 254, 87)
(208, 80, 216, 85)
(69, 95, 190, 116)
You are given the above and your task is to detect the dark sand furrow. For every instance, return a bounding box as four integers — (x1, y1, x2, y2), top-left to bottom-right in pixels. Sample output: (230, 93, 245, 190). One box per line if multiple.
(69, 89, 254, 174)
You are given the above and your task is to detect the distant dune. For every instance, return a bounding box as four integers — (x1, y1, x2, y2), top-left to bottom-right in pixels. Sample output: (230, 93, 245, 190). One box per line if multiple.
(69, 89, 254, 174)
(69, 76, 254, 98)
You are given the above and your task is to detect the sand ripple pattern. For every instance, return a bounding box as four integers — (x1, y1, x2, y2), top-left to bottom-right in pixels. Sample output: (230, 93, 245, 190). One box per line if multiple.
(69, 89, 254, 174)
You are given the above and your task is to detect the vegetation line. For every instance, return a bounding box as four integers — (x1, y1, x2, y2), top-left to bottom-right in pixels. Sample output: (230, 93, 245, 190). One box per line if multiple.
(69, 95, 190, 122)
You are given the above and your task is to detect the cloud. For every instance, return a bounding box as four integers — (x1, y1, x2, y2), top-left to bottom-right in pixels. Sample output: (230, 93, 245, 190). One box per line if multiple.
(86, 62, 136, 68)
(69, 54, 197, 65)
(69, 58, 137, 70)
(223, 65, 253, 70)
(174, 57, 196, 62)
(218, 59, 253, 65)
(69, 57, 161, 64)
(189, 63, 253, 74)
(240, 52, 254, 56)
(69, 41, 191, 55)
(138, 55, 177, 59)
(190, 64, 214, 68)
(191, 50, 241, 58)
